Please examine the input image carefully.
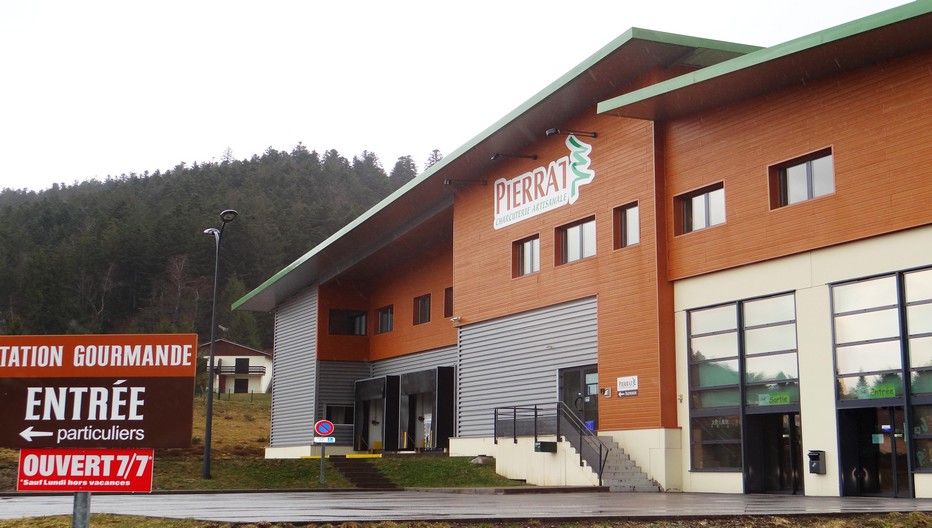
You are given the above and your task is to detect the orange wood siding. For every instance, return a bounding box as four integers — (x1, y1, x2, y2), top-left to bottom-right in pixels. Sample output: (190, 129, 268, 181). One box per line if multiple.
(317, 282, 370, 362)
(453, 113, 676, 430)
(317, 241, 456, 362)
(665, 49, 932, 280)
(366, 243, 456, 361)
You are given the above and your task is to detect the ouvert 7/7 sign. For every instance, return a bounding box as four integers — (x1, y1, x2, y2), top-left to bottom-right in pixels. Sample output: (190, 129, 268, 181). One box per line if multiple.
(0, 334, 197, 449)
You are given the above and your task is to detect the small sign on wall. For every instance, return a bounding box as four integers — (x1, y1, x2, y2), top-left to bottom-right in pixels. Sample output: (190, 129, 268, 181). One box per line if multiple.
(617, 375, 639, 398)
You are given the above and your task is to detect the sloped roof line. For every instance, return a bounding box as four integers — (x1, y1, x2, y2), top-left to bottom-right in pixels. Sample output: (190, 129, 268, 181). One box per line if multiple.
(233, 29, 758, 312)
(597, 1, 932, 118)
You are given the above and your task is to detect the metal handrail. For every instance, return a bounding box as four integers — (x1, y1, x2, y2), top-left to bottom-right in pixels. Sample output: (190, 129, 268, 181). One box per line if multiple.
(555, 401, 612, 486)
(493, 401, 612, 486)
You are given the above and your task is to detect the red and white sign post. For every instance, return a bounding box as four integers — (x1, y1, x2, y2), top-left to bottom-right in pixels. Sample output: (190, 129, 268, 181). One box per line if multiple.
(314, 419, 335, 484)
(1, 334, 197, 525)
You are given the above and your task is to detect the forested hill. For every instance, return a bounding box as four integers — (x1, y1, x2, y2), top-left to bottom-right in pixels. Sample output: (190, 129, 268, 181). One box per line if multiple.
(0, 145, 425, 348)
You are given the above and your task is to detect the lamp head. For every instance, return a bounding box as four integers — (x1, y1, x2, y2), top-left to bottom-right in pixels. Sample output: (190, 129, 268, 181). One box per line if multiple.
(220, 209, 238, 223)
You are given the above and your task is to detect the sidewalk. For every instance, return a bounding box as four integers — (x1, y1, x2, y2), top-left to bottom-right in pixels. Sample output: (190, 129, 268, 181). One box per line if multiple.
(4, 490, 932, 523)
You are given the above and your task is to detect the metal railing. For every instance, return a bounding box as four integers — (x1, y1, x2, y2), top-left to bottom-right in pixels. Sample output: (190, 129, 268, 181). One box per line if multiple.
(493, 401, 612, 485)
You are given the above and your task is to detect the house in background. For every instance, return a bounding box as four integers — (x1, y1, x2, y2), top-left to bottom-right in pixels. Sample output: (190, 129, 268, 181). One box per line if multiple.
(199, 339, 273, 395)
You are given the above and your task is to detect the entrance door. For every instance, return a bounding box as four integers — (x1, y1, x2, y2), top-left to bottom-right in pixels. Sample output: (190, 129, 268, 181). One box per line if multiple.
(839, 406, 910, 497)
(560, 365, 598, 430)
(744, 413, 803, 494)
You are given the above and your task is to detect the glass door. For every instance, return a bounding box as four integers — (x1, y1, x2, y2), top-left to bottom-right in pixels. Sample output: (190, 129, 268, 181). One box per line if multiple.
(560, 365, 598, 430)
(744, 412, 803, 494)
(839, 406, 909, 497)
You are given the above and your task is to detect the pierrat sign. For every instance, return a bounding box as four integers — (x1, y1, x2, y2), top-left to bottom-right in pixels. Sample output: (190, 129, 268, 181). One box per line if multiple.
(0, 334, 197, 449)
(492, 134, 595, 229)
(17, 448, 155, 493)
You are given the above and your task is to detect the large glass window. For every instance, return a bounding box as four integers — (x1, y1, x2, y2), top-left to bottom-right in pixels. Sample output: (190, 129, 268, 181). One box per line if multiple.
(771, 148, 834, 207)
(688, 293, 799, 470)
(832, 276, 904, 401)
(831, 266, 932, 472)
(677, 183, 725, 234)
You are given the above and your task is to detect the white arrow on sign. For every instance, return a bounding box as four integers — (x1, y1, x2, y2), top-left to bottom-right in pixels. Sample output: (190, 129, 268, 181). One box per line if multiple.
(20, 426, 54, 442)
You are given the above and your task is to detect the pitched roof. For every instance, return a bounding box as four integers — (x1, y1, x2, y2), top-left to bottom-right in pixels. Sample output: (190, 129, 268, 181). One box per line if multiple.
(598, 2, 932, 120)
(235, 29, 756, 312)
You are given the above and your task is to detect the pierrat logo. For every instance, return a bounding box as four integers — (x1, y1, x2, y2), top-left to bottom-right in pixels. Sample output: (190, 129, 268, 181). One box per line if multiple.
(492, 135, 595, 229)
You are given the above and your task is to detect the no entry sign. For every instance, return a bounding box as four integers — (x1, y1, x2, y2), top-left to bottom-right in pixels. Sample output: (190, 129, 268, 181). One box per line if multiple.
(0, 334, 197, 449)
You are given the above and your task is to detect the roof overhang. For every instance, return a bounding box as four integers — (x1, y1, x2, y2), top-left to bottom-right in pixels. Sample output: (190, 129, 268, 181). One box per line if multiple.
(598, 2, 932, 121)
(234, 29, 759, 312)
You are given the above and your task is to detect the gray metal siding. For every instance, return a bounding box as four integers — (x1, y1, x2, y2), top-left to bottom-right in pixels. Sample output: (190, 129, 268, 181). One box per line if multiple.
(270, 287, 318, 447)
(371, 345, 457, 377)
(456, 297, 597, 437)
(317, 361, 370, 445)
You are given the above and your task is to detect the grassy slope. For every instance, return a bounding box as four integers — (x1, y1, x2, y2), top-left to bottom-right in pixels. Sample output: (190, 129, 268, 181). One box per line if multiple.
(1, 394, 515, 491)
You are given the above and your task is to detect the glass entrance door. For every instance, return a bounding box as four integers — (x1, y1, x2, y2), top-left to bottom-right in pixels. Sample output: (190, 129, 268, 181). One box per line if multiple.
(839, 406, 910, 497)
(744, 412, 803, 494)
(560, 365, 598, 430)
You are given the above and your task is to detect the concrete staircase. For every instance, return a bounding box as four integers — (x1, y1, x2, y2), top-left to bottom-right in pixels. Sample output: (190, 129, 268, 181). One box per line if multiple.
(328, 457, 399, 489)
(595, 436, 661, 492)
(563, 433, 661, 492)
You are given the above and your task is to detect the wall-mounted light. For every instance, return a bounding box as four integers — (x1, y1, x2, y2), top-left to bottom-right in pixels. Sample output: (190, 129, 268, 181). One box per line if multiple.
(545, 128, 597, 138)
(491, 153, 538, 161)
(449, 316, 462, 323)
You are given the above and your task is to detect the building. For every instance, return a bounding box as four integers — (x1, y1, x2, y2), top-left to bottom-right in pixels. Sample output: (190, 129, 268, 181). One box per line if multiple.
(235, 3, 932, 497)
(199, 339, 273, 395)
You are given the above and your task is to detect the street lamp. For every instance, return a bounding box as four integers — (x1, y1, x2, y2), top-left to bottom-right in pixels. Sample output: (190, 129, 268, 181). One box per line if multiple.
(202, 208, 238, 479)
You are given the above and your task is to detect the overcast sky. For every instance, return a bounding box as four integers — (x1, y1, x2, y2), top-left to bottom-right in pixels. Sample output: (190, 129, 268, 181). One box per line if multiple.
(0, 1, 910, 192)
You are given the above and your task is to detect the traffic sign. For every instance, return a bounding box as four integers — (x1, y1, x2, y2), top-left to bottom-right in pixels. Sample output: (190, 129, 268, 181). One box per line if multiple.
(0, 334, 198, 449)
(314, 419, 334, 436)
(17, 448, 155, 493)
(314, 436, 336, 443)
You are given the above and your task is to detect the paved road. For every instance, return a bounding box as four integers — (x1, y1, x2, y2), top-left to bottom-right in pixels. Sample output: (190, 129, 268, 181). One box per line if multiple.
(4, 490, 932, 523)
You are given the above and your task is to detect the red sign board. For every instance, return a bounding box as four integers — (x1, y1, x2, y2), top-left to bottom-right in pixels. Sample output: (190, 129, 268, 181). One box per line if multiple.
(17, 448, 154, 493)
(0, 334, 197, 449)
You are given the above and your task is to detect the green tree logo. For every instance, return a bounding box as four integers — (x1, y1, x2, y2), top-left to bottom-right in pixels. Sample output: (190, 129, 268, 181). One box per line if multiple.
(566, 135, 595, 204)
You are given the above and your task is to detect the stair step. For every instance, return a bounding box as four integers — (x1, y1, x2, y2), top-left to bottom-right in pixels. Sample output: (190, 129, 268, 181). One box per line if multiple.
(329, 458, 398, 489)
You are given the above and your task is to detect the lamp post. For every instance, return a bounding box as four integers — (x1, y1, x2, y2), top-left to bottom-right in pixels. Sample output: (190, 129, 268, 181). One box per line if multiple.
(202, 209, 238, 479)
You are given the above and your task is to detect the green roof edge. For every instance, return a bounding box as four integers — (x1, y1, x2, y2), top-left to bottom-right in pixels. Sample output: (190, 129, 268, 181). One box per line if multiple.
(597, 1, 932, 115)
(233, 29, 760, 311)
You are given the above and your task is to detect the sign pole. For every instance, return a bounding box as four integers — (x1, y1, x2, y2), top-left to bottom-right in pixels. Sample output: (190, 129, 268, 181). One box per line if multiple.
(72, 492, 91, 528)
(320, 444, 326, 484)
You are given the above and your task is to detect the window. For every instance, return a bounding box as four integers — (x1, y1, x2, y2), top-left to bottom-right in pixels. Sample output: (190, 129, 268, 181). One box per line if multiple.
(770, 148, 834, 208)
(329, 309, 366, 336)
(413, 294, 431, 325)
(234, 358, 249, 374)
(557, 217, 596, 264)
(376, 305, 393, 334)
(688, 293, 799, 470)
(830, 266, 932, 472)
(513, 235, 540, 277)
(444, 287, 454, 318)
(677, 183, 724, 234)
(613, 202, 639, 249)
(325, 404, 354, 425)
